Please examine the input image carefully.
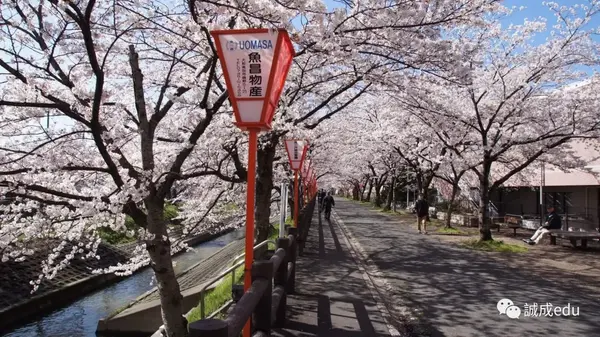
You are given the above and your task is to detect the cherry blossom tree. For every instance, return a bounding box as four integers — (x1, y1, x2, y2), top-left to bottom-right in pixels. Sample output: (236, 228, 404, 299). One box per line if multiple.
(398, 2, 600, 240)
(0, 1, 250, 336)
(189, 0, 504, 243)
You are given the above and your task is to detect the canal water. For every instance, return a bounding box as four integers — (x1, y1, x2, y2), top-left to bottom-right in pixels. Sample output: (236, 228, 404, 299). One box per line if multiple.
(3, 229, 244, 337)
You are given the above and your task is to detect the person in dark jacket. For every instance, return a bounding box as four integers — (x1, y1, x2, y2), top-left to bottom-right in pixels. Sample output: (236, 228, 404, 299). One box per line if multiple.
(318, 189, 326, 212)
(523, 205, 562, 245)
(415, 194, 429, 234)
(323, 192, 335, 220)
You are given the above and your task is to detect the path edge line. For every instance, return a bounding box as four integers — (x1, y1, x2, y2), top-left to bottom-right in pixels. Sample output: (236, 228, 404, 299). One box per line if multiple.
(332, 209, 413, 337)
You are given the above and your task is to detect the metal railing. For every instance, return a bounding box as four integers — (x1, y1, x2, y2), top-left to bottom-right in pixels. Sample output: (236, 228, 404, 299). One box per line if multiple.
(198, 239, 275, 319)
(189, 229, 299, 337)
(185, 197, 316, 337)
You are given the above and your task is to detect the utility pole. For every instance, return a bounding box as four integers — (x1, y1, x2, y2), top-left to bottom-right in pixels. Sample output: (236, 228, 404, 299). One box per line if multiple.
(406, 171, 410, 208)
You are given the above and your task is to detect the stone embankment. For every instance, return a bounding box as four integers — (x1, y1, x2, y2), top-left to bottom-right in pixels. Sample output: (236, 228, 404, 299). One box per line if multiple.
(0, 223, 237, 334)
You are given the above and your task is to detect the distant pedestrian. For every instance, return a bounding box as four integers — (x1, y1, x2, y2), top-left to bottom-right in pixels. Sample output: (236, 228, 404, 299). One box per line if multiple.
(523, 205, 562, 245)
(415, 194, 429, 234)
(323, 192, 335, 221)
(318, 189, 326, 212)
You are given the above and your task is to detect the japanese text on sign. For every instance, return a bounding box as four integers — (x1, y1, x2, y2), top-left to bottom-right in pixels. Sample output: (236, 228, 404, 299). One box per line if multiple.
(249, 52, 262, 97)
(217, 33, 277, 99)
(293, 142, 299, 160)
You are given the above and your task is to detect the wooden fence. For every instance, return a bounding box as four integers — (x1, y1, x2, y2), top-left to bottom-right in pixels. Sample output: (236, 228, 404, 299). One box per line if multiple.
(188, 198, 315, 337)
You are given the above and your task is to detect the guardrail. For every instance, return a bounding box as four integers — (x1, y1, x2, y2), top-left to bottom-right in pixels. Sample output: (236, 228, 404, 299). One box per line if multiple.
(198, 239, 275, 319)
(188, 228, 299, 337)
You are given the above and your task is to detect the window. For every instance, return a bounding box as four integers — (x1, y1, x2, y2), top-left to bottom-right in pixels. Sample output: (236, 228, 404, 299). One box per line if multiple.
(540, 192, 572, 214)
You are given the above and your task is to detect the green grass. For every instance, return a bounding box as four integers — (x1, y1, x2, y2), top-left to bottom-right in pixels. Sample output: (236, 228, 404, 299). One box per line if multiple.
(223, 202, 240, 211)
(268, 223, 280, 250)
(436, 226, 466, 235)
(187, 264, 244, 323)
(97, 227, 137, 245)
(187, 221, 283, 323)
(461, 239, 528, 253)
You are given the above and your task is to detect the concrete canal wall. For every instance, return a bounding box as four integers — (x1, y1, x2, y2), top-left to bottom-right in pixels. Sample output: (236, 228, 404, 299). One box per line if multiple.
(0, 227, 235, 334)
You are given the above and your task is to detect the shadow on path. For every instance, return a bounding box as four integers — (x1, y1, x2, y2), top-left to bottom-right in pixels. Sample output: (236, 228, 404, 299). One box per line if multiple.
(335, 199, 600, 337)
(273, 210, 392, 337)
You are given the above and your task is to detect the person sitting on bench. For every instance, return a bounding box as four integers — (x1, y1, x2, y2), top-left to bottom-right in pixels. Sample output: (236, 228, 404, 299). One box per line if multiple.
(523, 206, 562, 245)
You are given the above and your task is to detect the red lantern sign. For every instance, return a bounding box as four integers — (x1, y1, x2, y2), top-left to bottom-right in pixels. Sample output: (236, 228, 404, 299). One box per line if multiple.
(210, 28, 295, 131)
(285, 139, 309, 171)
(302, 159, 311, 179)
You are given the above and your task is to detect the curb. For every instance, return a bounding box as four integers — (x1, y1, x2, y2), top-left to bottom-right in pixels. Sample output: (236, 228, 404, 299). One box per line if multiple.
(333, 209, 432, 337)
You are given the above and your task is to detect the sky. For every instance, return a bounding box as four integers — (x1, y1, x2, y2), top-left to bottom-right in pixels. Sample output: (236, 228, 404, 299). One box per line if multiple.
(322, 0, 600, 47)
(322, 0, 599, 74)
(502, 0, 600, 44)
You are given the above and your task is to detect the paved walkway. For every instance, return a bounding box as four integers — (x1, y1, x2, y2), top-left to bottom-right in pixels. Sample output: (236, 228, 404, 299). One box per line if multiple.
(328, 199, 600, 337)
(273, 208, 395, 337)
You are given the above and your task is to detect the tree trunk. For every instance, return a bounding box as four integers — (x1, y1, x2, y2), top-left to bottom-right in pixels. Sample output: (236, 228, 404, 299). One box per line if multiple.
(445, 182, 459, 228)
(255, 140, 277, 244)
(374, 177, 385, 207)
(418, 172, 436, 202)
(365, 182, 373, 202)
(392, 178, 397, 212)
(383, 177, 394, 211)
(479, 160, 493, 241)
(352, 183, 359, 200)
(145, 200, 187, 337)
(416, 173, 425, 199)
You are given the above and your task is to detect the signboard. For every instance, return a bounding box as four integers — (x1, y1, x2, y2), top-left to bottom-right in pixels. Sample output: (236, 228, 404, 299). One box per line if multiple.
(210, 28, 295, 130)
(285, 139, 308, 171)
(301, 159, 311, 179)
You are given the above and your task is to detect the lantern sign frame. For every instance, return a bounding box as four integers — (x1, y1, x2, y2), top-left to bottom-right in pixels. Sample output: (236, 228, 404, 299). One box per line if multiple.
(284, 139, 309, 229)
(210, 28, 295, 131)
(285, 139, 309, 171)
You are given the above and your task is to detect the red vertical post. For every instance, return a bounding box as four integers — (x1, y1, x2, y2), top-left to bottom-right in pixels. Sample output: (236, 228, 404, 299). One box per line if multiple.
(294, 170, 299, 228)
(243, 129, 258, 337)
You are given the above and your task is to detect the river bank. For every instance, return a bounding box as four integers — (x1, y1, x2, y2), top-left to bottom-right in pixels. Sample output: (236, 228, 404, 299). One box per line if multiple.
(0, 227, 240, 336)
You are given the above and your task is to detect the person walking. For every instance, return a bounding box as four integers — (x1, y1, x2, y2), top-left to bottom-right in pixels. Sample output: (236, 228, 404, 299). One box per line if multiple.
(318, 189, 326, 212)
(415, 194, 429, 234)
(523, 205, 562, 245)
(323, 192, 335, 221)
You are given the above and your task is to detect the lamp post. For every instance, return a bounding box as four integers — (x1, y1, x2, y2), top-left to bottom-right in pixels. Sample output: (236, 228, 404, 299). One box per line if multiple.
(285, 139, 309, 228)
(540, 161, 546, 227)
(211, 28, 295, 337)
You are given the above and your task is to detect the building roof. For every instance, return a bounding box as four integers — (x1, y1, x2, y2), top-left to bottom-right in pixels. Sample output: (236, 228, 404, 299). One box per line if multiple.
(502, 140, 600, 187)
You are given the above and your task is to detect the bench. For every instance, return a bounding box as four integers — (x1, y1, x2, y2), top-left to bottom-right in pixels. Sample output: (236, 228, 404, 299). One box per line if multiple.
(500, 215, 522, 236)
(548, 230, 600, 248)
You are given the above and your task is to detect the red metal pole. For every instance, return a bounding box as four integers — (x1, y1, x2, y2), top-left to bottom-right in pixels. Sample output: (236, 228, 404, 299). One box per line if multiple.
(294, 170, 299, 228)
(243, 129, 258, 337)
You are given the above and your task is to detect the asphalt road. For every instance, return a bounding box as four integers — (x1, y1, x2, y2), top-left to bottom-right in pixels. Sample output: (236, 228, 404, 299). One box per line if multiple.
(332, 199, 600, 337)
